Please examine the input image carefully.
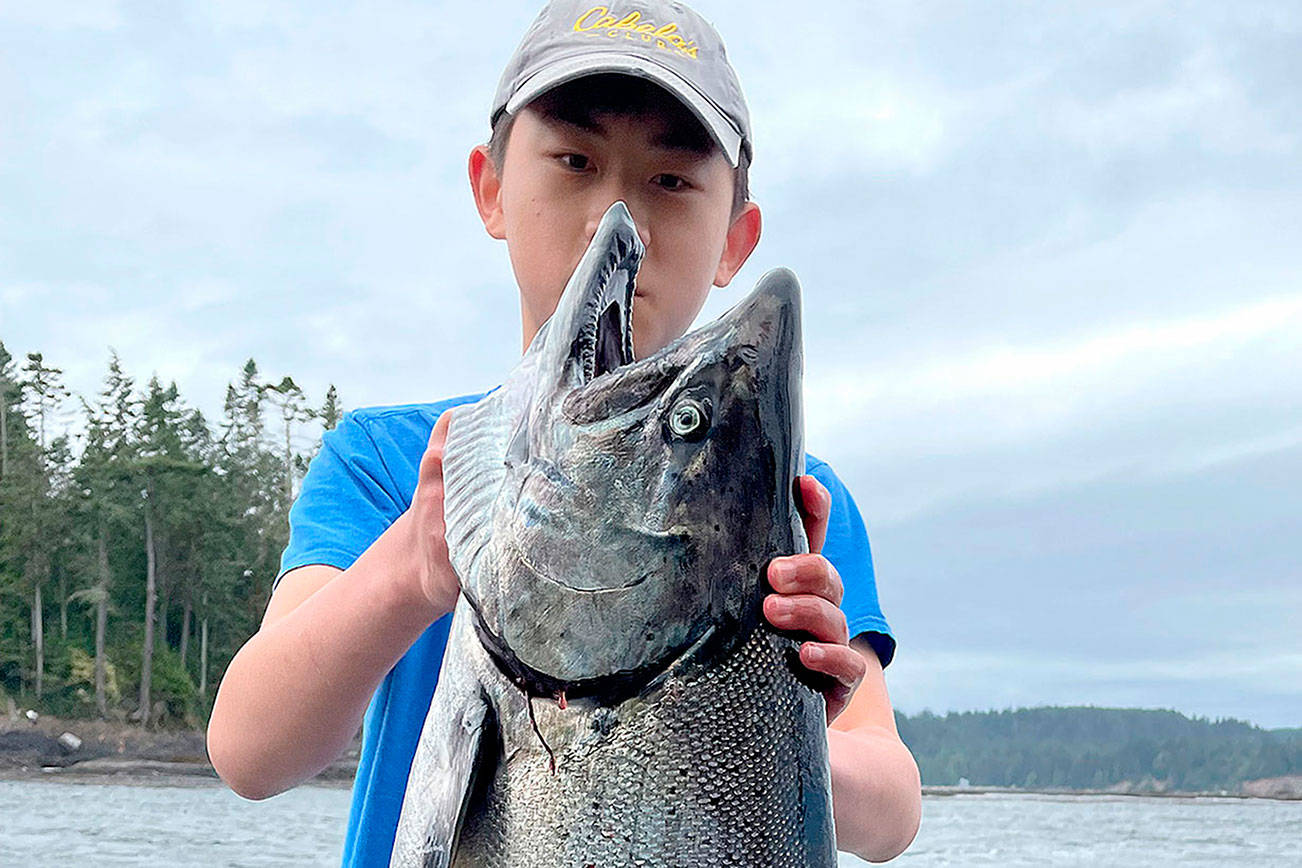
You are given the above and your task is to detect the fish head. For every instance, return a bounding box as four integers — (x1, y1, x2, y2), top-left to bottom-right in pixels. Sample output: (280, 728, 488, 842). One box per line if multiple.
(448, 202, 806, 696)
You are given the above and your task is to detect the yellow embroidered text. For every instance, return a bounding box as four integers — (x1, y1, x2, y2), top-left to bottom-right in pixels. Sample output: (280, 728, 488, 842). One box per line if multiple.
(573, 6, 699, 59)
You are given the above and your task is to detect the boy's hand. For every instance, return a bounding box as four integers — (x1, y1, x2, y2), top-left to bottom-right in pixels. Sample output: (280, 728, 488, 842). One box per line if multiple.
(763, 475, 866, 724)
(407, 410, 462, 615)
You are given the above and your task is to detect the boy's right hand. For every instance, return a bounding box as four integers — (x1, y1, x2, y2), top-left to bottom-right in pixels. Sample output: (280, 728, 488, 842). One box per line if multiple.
(406, 410, 462, 615)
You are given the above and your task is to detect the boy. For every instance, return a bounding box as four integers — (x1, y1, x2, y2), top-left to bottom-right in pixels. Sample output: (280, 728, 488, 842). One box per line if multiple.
(208, 1, 921, 863)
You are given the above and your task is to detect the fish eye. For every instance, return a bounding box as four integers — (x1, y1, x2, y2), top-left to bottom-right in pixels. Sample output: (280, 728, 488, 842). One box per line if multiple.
(668, 398, 709, 441)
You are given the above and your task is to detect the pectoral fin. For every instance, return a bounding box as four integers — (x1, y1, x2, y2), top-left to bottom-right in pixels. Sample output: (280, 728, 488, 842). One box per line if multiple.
(442, 202, 642, 601)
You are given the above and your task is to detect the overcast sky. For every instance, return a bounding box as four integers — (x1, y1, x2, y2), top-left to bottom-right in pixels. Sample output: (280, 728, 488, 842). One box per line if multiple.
(2, 1, 1299, 728)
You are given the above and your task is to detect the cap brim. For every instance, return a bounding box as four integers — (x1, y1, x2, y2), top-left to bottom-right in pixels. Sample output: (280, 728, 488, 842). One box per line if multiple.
(503, 53, 744, 167)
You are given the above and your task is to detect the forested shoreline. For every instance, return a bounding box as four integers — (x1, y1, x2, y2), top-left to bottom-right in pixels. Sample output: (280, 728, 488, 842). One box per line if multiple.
(2, 340, 1298, 798)
(899, 706, 1302, 794)
(0, 339, 338, 728)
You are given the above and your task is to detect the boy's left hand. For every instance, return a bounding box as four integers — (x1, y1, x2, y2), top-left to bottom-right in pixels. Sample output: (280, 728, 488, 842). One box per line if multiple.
(763, 475, 866, 724)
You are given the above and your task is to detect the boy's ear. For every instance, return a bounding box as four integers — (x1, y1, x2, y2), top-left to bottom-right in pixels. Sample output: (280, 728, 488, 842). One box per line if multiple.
(713, 201, 762, 288)
(469, 144, 506, 240)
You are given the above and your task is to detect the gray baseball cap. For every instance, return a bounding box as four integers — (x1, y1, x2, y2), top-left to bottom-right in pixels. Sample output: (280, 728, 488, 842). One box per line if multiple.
(491, 1, 752, 166)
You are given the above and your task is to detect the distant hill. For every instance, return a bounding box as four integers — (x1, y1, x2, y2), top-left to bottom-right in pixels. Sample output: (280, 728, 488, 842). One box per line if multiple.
(896, 706, 1302, 793)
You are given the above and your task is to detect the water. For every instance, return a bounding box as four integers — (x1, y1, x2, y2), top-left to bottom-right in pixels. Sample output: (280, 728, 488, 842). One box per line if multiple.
(0, 779, 1298, 866)
(876, 793, 1301, 867)
(0, 778, 349, 866)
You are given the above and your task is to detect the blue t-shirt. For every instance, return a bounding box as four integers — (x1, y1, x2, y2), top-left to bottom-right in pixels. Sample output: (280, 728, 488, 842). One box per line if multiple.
(276, 395, 895, 867)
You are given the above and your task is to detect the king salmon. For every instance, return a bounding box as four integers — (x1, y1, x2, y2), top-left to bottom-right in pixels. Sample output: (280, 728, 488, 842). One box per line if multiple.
(390, 201, 834, 867)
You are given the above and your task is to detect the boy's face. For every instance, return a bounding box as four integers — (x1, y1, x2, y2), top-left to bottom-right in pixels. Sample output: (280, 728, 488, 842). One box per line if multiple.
(469, 90, 761, 358)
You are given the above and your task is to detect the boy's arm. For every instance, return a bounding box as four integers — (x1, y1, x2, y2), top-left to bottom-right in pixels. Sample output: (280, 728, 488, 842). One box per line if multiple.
(828, 642, 923, 861)
(207, 414, 460, 800)
(765, 477, 921, 862)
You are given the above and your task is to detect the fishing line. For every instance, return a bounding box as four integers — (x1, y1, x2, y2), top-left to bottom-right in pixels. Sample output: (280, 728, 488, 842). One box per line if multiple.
(525, 693, 557, 774)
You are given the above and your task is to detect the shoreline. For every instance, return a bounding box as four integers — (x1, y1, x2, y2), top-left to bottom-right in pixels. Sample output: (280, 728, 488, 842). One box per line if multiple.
(0, 713, 358, 790)
(920, 784, 1300, 802)
(4, 716, 1298, 801)
(0, 761, 354, 789)
(1, 765, 1297, 802)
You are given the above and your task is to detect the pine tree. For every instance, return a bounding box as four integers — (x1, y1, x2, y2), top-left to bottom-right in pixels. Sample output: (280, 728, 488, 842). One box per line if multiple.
(217, 360, 284, 646)
(21, 353, 69, 455)
(262, 376, 314, 503)
(132, 377, 206, 727)
(0, 342, 17, 482)
(74, 352, 139, 716)
(0, 345, 342, 725)
(319, 384, 342, 432)
(11, 353, 70, 698)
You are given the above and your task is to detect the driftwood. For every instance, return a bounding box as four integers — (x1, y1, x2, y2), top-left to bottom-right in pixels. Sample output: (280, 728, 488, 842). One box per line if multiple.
(52, 758, 216, 777)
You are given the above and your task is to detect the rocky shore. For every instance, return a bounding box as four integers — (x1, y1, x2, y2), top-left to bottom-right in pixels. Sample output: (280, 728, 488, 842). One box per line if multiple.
(922, 780, 1302, 801)
(0, 712, 357, 787)
(4, 712, 1297, 800)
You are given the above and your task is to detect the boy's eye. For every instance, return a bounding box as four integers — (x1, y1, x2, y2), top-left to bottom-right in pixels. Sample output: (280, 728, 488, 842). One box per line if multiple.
(653, 173, 688, 191)
(559, 154, 590, 171)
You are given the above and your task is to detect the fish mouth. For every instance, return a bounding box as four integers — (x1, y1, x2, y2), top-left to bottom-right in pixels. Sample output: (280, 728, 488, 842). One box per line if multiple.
(572, 209, 642, 384)
(507, 533, 654, 593)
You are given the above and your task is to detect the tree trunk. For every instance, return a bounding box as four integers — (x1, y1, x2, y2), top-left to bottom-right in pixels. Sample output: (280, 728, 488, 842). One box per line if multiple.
(199, 614, 209, 699)
(284, 414, 293, 503)
(31, 581, 44, 699)
(59, 572, 68, 641)
(139, 492, 157, 728)
(95, 524, 110, 718)
(159, 594, 169, 652)
(1, 390, 7, 480)
(179, 596, 192, 669)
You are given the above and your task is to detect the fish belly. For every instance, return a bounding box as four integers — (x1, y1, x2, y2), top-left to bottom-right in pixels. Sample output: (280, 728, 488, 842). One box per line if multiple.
(452, 629, 835, 867)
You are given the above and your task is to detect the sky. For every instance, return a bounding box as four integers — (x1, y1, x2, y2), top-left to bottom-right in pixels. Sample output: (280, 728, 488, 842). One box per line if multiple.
(2, 1, 1299, 728)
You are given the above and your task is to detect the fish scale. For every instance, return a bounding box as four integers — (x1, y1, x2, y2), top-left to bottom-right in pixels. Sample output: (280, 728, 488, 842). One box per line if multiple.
(452, 628, 829, 867)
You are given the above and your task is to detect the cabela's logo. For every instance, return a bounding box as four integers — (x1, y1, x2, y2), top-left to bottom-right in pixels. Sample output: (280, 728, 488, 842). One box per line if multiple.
(573, 6, 699, 59)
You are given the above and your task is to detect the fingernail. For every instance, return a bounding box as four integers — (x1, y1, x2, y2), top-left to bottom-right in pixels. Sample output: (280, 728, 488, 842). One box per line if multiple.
(805, 644, 825, 663)
(770, 559, 793, 582)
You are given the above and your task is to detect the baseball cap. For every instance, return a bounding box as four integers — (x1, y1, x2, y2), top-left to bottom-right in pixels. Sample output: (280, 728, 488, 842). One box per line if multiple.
(491, 1, 752, 167)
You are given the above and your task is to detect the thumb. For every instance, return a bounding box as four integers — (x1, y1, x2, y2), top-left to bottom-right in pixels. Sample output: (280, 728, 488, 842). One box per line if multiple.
(797, 475, 831, 554)
(419, 410, 454, 485)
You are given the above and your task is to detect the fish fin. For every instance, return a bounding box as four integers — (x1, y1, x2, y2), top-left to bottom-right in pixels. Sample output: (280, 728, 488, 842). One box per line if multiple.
(390, 612, 496, 868)
(442, 336, 546, 589)
(443, 203, 643, 593)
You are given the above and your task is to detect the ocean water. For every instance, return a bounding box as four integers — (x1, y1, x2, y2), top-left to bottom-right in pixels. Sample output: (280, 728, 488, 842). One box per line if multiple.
(0, 779, 1298, 866)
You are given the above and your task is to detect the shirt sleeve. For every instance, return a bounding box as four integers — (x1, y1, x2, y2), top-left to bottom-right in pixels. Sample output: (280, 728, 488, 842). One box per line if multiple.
(274, 411, 409, 591)
(806, 457, 896, 668)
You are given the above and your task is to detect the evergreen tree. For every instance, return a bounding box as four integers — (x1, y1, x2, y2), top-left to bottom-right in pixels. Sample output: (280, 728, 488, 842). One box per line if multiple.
(5, 354, 71, 698)
(0, 357, 42, 696)
(218, 361, 279, 646)
(0, 343, 340, 726)
(0, 342, 18, 482)
(262, 375, 314, 503)
(132, 377, 206, 727)
(319, 384, 342, 432)
(73, 352, 138, 716)
(21, 353, 69, 454)
(897, 706, 1302, 792)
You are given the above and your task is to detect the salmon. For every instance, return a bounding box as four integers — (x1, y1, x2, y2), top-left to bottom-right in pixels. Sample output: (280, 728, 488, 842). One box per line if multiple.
(391, 202, 833, 867)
